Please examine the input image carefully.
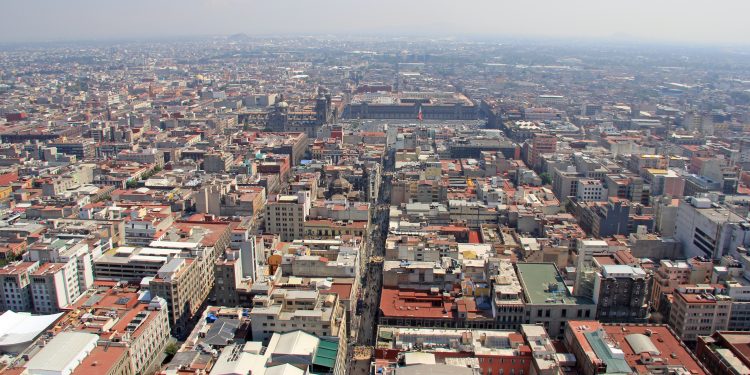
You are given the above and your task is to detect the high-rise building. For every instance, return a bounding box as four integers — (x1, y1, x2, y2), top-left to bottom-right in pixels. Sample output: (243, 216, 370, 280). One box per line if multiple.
(265, 191, 311, 241)
(592, 264, 650, 322)
(149, 258, 205, 337)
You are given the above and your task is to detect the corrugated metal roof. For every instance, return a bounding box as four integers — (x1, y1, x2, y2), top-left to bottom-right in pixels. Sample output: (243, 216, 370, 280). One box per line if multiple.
(313, 339, 338, 368)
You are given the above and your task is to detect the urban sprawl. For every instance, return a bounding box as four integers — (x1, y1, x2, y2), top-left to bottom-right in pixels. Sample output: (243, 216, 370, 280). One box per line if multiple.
(0, 36, 750, 375)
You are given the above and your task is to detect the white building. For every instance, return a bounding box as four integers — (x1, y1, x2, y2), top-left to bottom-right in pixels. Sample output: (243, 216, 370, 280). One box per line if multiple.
(576, 179, 607, 202)
(30, 258, 81, 314)
(25, 331, 99, 375)
(675, 197, 750, 259)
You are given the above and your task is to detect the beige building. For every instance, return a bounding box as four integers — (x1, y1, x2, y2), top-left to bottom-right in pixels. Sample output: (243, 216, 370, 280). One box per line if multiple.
(669, 285, 731, 343)
(0, 261, 39, 311)
(250, 288, 345, 343)
(147, 221, 232, 337)
(116, 148, 165, 167)
(651, 258, 712, 311)
(204, 152, 234, 173)
(61, 284, 171, 375)
(149, 257, 205, 337)
(40, 164, 95, 197)
(265, 192, 311, 241)
(382, 259, 460, 291)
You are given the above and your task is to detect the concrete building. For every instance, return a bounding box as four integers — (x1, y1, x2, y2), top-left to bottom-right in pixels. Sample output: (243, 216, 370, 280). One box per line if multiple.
(346, 92, 478, 120)
(94, 245, 182, 282)
(375, 326, 532, 375)
(116, 148, 165, 167)
(64, 284, 171, 375)
(204, 152, 233, 173)
(282, 250, 359, 279)
(653, 196, 678, 237)
(675, 196, 750, 259)
(651, 258, 712, 312)
(491, 261, 525, 331)
(149, 258, 205, 338)
(249, 288, 344, 343)
(574, 198, 631, 238)
(382, 258, 461, 292)
(668, 285, 732, 343)
(0, 261, 40, 312)
(40, 164, 95, 197)
(265, 192, 311, 241)
(516, 263, 596, 338)
(529, 133, 557, 170)
(25, 237, 97, 294)
(147, 221, 231, 337)
(552, 166, 581, 199)
(696, 331, 750, 375)
(576, 179, 607, 202)
(565, 320, 707, 375)
(592, 264, 649, 323)
(30, 260, 81, 314)
(195, 184, 223, 216)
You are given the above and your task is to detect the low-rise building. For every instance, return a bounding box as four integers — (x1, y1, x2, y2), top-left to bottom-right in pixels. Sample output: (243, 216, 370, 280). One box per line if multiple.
(250, 288, 345, 344)
(668, 285, 732, 343)
(516, 263, 596, 338)
(565, 320, 707, 375)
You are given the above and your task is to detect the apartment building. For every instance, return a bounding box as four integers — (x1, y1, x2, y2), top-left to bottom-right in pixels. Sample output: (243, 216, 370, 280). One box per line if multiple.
(249, 288, 344, 343)
(122, 205, 175, 246)
(516, 263, 596, 338)
(149, 258, 205, 337)
(668, 285, 732, 343)
(0, 261, 39, 311)
(265, 192, 311, 241)
(592, 264, 649, 322)
(30, 260, 81, 314)
(576, 179, 607, 202)
(62, 283, 171, 374)
(25, 237, 98, 294)
(650, 258, 712, 312)
(529, 133, 557, 170)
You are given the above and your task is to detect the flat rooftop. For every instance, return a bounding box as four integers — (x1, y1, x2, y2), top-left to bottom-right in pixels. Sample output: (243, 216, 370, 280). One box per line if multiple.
(516, 263, 592, 305)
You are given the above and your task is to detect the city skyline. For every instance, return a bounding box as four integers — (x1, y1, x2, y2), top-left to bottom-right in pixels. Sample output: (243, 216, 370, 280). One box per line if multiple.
(2, 0, 750, 46)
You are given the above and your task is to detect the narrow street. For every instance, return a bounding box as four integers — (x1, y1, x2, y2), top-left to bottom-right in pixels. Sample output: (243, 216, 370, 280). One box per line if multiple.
(349, 155, 393, 374)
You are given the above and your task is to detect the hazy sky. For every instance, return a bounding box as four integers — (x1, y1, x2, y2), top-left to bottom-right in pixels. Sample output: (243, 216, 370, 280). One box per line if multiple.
(2, 0, 749, 45)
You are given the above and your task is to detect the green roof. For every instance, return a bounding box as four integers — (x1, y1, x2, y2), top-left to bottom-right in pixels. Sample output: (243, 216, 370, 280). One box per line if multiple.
(313, 339, 338, 369)
(515, 263, 593, 305)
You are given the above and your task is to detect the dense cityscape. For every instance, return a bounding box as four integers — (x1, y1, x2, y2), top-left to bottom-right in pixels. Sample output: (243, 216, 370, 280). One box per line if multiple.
(0, 34, 749, 375)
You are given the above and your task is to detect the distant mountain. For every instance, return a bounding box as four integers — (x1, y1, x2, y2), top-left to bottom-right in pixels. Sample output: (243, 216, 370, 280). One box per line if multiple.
(228, 33, 251, 42)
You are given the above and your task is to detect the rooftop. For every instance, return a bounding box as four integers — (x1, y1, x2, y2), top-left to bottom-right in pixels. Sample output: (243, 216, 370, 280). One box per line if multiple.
(516, 263, 592, 305)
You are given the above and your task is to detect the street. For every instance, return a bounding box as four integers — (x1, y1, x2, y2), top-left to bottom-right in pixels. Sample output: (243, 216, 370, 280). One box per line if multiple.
(349, 154, 393, 374)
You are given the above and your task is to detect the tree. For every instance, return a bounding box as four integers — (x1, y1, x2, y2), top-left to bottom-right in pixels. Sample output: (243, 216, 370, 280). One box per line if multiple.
(539, 172, 552, 185)
(126, 179, 139, 189)
(164, 342, 179, 357)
